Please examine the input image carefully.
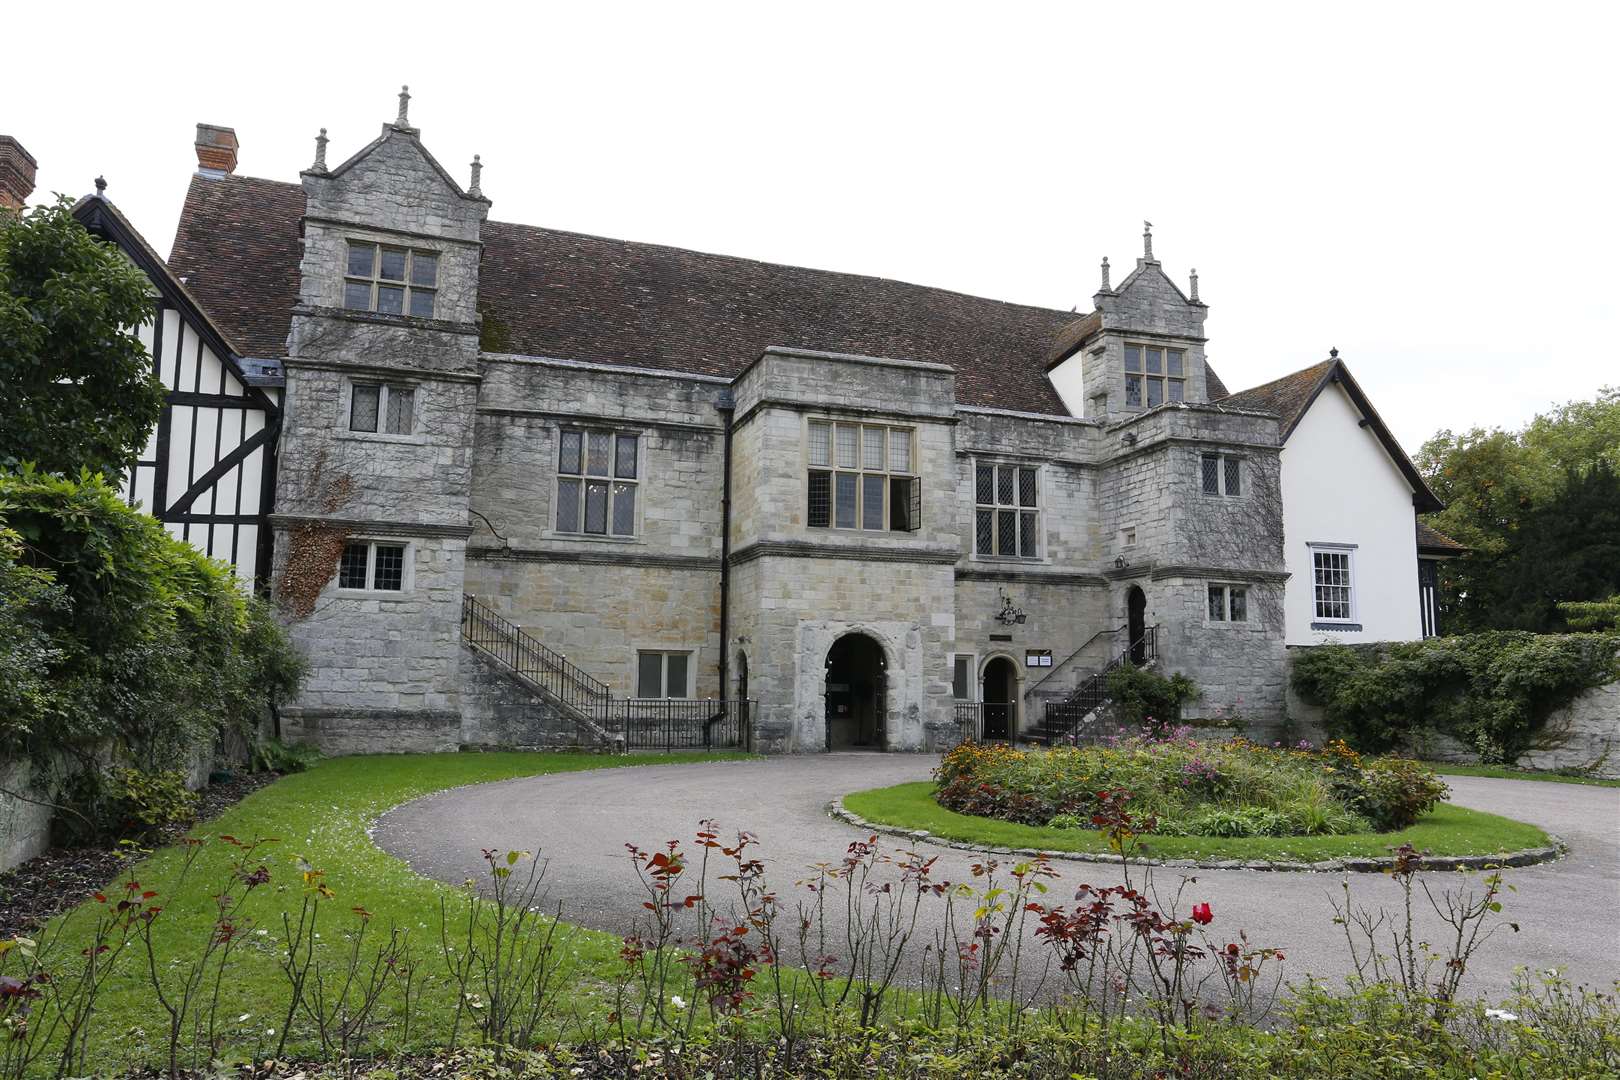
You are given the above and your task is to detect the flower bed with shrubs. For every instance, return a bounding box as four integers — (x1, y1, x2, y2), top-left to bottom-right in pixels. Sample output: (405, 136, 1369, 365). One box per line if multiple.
(936, 733, 1450, 838)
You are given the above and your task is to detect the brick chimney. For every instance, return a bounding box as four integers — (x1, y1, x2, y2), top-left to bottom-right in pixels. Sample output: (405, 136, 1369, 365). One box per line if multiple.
(0, 136, 38, 210)
(194, 124, 239, 176)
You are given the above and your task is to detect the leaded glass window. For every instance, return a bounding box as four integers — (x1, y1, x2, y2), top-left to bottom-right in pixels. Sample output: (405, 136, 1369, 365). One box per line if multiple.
(806, 420, 918, 532)
(557, 428, 639, 536)
(974, 462, 1040, 558)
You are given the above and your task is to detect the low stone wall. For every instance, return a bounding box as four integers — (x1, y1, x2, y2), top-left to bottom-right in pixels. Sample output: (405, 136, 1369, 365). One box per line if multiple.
(1283, 648, 1620, 778)
(0, 757, 56, 872)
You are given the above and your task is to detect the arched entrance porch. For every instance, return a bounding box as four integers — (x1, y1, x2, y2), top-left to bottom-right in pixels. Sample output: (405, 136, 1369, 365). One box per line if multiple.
(824, 633, 886, 750)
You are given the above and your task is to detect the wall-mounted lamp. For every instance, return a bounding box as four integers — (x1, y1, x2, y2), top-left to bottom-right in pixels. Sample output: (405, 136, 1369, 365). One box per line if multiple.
(994, 590, 1028, 626)
(1122, 432, 1138, 447)
(1114, 554, 1128, 569)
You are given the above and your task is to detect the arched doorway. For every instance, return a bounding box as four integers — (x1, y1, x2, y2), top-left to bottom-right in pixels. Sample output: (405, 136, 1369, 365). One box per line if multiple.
(1127, 586, 1147, 666)
(825, 634, 886, 750)
(736, 650, 749, 703)
(981, 656, 1017, 741)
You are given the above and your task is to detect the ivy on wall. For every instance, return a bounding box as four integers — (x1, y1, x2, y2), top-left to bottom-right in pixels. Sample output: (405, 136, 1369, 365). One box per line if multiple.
(1290, 632, 1619, 763)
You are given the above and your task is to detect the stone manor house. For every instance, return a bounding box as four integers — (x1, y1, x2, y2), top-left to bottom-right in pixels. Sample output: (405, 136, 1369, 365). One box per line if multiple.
(1, 97, 1462, 755)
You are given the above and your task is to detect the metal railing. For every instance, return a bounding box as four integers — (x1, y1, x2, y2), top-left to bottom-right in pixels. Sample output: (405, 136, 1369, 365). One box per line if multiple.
(1025, 623, 1127, 700)
(602, 699, 752, 751)
(462, 595, 754, 752)
(1034, 626, 1159, 748)
(461, 595, 613, 714)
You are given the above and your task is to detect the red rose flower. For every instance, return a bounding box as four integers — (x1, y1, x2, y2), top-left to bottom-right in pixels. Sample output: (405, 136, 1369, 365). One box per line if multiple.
(1191, 902, 1213, 925)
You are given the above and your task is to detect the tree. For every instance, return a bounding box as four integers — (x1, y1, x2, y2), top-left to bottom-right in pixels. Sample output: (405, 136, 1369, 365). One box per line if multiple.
(0, 196, 164, 479)
(1419, 388, 1620, 632)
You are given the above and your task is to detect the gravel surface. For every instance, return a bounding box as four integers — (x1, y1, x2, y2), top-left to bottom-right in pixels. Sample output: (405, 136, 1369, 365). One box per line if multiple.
(375, 753, 1620, 1002)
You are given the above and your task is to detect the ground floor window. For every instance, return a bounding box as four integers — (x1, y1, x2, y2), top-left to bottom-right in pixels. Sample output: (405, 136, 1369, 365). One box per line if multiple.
(636, 650, 691, 698)
(952, 654, 974, 699)
(336, 540, 407, 592)
(1207, 583, 1248, 623)
(1310, 544, 1355, 622)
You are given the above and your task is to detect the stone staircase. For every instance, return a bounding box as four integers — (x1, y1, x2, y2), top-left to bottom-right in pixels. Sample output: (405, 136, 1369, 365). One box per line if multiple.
(1018, 626, 1159, 746)
(460, 596, 752, 752)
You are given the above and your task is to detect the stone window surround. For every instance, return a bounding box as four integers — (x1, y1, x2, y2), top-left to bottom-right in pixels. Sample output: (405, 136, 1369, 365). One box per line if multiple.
(971, 458, 1044, 562)
(633, 646, 696, 699)
(550, 425, 643, 542)
(1200, 450, 1245, 498)
(334, 538, 415, 595)
(1123, 341, 1189, 409)
(340, 377, 427, 444)
(803, 417, 918, 532)
(951, 652, 977, 700)
(343, 239, 438, 319)
(1308, 541, 1359, 628)
(1205, 582, 1251, 626)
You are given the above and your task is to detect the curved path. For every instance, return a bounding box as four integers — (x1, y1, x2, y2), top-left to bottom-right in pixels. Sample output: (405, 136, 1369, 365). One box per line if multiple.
(375, 755, 1620, 1001)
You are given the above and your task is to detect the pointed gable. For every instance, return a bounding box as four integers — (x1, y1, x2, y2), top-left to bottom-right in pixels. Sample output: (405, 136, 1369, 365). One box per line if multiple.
(1217, 356, 1443, 512)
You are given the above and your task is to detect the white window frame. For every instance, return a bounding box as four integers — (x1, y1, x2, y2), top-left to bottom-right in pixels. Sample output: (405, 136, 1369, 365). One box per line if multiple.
(554, 427, 641, 539)
(634, 649, 693, 699)
(1308, 543, 1358, 625)
(334, 539, 413, 594)
(973, 460, 1042, 560)
(1123, 342, 1188, 409)
(805, 419, 918, 532)
(345, 380, 419, 438)
(1199, 451, 1243, 497)
(1205, 582, 1250, 625)
(343, 241, 439, 318)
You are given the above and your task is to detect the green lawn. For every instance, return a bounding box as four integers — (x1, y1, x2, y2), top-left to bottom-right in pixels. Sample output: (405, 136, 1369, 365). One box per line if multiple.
(843, 781, 1551, 862)
(23, 751, 751, 1076)
(1423, 762, 1620, 788)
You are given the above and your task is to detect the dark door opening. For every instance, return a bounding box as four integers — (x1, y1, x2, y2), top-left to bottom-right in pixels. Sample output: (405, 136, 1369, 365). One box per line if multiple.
(736, 650, 749, 702)
(1127, 586, 1147, 666)
(981, 657, 1016, 741)
(825, 634, 886, 750)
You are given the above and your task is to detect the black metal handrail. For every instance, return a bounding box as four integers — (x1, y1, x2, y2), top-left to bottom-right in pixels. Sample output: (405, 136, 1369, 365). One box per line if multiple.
(1036, 625, 1159, 747)
(1025, 623, 1127, 699)
(461, 595, 613, 714)
(600, 698, 752, 751)
(955, 702, 986, 744)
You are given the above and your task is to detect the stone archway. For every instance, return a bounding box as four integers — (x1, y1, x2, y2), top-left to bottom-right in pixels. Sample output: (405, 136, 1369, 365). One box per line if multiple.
(824, 633, 887, 750)
(981, 655, 1019, 741)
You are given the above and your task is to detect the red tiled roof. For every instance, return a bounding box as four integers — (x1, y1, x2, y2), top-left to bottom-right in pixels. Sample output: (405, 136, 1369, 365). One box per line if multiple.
(169, 174, 1090, 414)
(1213, 359, 1336, 438)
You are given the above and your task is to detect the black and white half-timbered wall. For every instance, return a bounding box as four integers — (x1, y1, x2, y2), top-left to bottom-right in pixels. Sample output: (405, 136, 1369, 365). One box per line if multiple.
(73, 190, 281, 589)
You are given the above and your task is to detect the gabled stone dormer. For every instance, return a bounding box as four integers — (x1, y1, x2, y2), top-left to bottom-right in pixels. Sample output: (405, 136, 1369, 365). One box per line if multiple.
(290, 85, 489, 368)
(1047, 222, 1210, 418)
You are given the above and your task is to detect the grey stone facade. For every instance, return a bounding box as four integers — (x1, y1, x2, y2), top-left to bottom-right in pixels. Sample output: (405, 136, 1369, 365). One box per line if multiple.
(268, 112, 1293, 755)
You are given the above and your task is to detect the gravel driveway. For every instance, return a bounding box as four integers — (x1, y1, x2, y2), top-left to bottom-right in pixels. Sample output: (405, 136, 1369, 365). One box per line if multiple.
(373, 754, 1620, 1002)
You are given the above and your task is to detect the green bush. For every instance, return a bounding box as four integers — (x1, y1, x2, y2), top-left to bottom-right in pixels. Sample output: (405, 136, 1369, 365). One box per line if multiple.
(0, 469, 306, 840)
(251, 737, 323, 774)
(1291, 633, 1618, 761)
(1104, 665, 1200, 728)
(1350, 756, 1451, 831)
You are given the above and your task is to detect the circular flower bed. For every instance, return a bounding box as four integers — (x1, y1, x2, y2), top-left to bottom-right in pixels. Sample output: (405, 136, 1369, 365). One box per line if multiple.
(936, 733, 1449, 838)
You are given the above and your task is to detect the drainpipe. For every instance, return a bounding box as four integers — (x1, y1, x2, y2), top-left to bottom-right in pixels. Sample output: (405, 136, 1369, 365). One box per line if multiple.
(717, 393, 735, 707)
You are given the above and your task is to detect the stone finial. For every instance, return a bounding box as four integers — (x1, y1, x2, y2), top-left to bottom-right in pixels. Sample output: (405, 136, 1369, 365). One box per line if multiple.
(1100, 256, 1111, 292)
(1143, 219, 1154, 261)
(1189, 267, 1199, 302)
(94, 175, 107, 196)
(396, 85, 411, 128)
(469, 154, 482, 198)
(312, 128, 328, 172)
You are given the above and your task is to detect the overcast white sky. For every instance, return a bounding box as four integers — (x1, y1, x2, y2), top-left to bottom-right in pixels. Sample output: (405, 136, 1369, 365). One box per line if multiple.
(9, 2, 1616, 452)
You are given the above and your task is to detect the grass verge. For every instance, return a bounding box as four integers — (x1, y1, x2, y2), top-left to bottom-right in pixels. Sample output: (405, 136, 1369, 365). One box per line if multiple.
(32, 751, 751, 1075)
(1422, 762, 1620, 788)
(842, 781, 1550, 862)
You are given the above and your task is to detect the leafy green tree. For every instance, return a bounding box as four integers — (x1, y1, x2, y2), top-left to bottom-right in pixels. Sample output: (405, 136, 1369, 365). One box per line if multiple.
(0, 196, 164, 479)
(1558, 594, 1620, 630)
(1419, 388, 1620, 631)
